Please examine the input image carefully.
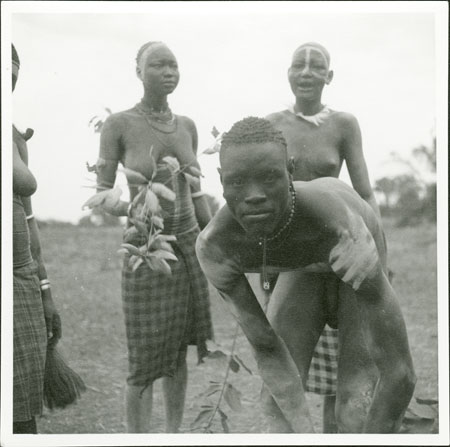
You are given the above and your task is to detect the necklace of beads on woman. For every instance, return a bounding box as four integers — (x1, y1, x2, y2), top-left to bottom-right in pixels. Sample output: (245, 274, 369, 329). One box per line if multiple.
(258, 183, 296, 290)
(137, 101, 175, 123)
(137, 103, 179, 150)
(137, 103, 178, 133)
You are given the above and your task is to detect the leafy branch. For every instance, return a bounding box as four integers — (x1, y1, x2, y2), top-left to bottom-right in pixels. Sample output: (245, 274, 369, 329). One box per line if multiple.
(83, 121, 222, 275)
(83, 147, 183, 274)
(190, 323, 252, 433)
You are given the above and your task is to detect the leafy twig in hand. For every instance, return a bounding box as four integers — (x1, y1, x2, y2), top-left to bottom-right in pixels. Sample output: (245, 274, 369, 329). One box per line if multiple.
(83, 147, 178, 275)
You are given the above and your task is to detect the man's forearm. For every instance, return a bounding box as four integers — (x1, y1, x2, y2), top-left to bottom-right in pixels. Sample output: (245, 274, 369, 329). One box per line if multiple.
(254, 335, 315, 432)
(217, 281, 314, 433)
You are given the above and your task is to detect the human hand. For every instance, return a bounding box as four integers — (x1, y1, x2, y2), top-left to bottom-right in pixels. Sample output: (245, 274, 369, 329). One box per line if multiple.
(101, 198, 128, 216)
(41, 290, 62, 344)
(82, 187, 126, 216)
(329, 218, 379, 291)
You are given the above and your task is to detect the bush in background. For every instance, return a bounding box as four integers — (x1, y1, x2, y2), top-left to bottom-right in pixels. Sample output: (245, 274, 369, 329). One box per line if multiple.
(374, 135, 436, 227)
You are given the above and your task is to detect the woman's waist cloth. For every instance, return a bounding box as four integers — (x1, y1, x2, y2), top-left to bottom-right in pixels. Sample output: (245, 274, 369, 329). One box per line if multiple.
(13, 195, 33, 268)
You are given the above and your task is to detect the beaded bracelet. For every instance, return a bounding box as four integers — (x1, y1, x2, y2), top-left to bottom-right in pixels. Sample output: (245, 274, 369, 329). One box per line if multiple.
(40, 279, 51, 291)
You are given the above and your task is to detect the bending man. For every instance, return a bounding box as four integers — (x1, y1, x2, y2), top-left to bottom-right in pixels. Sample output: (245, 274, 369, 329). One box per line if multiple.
(196, 117, 415, 433)
(264, 41, 383, 432)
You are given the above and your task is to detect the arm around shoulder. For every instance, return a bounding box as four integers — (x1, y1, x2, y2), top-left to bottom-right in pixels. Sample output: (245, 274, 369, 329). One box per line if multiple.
(300, 182, 382, 292)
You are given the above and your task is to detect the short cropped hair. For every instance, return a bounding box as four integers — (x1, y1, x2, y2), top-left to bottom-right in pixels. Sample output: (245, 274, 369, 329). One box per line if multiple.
(220, 117, 287, 160)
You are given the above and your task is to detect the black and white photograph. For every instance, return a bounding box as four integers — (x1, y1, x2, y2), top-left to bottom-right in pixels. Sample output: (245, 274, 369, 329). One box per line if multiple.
(1, 1, 448, 446)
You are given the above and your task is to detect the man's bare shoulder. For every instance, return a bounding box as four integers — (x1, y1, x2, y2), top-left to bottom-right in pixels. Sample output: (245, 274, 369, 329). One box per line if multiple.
(296, 177, 356, 197)
(197, 206, 243, 254)
(296, 178, 363, 219)
(296, 178, 380, 232)
(196, 205, 245, 287)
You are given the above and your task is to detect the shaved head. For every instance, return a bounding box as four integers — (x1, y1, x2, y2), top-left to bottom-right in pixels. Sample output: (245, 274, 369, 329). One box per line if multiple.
(292, 42, 331, 68)
(136, 41, 166, 71)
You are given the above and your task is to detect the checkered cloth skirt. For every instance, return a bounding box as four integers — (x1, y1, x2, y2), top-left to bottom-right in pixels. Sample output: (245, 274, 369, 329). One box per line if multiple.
(13, 261, 47, 421)
(122, 227, 213, 387)
(306, 325, 339, 395)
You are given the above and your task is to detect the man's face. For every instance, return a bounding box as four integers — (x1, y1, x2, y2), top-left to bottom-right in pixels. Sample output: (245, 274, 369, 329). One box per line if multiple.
(136, 44, 180, 95)
(219, 142, 292, 238)
(12, 63, 19, 91)
(288, 46, 333, 101)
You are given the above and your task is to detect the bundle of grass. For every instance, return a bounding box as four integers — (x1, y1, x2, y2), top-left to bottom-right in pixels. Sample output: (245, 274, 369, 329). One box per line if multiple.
(43, 336, 86, 410)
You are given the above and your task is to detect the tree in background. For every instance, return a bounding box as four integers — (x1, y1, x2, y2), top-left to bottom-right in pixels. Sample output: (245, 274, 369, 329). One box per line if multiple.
(374, 176, 398, 215)
(78, 209, 122, 227)
(374, 132, 436, 227)
(393, 175, 425, 227)
(410, 136, 436, 223)
(412, 136, 436, 175)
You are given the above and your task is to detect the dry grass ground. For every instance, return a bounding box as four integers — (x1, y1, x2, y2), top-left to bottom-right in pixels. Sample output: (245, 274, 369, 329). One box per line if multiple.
(35, 218, 438, 434)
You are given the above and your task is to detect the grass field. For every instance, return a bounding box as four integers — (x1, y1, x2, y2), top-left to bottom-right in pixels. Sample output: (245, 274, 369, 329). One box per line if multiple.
(35, 219, 438, 434)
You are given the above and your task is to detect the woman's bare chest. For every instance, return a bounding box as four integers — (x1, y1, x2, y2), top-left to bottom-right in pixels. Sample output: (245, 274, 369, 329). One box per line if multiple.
(281, 122, 344, 180)
(120, 119, 193, 176)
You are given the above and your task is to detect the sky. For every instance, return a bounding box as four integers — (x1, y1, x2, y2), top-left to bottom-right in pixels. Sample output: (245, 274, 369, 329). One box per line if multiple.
(1, 4, 449, 446)
(3, 1, 446, 223)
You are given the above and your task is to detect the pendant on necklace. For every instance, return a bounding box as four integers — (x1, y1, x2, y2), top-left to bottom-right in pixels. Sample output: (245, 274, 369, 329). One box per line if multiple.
(261, 237, 270, 290)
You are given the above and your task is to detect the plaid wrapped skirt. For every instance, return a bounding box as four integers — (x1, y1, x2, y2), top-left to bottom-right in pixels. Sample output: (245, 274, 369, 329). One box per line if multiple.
(306, 325, 339, 395)
(13, 262, 47, 421)
(122, 227, 213, 387)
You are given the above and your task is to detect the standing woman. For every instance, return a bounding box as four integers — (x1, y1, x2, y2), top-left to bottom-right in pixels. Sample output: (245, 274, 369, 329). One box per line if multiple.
(12, 44, 61, 433)
(95, 41, 213, 433)
(264, 42, 381, 432)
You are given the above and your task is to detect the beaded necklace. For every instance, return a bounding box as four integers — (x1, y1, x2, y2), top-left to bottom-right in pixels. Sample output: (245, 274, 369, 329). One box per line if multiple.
(137, 101, 176, 125)
(258, 184, 296, 290)
(136, 103, 178, 149)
